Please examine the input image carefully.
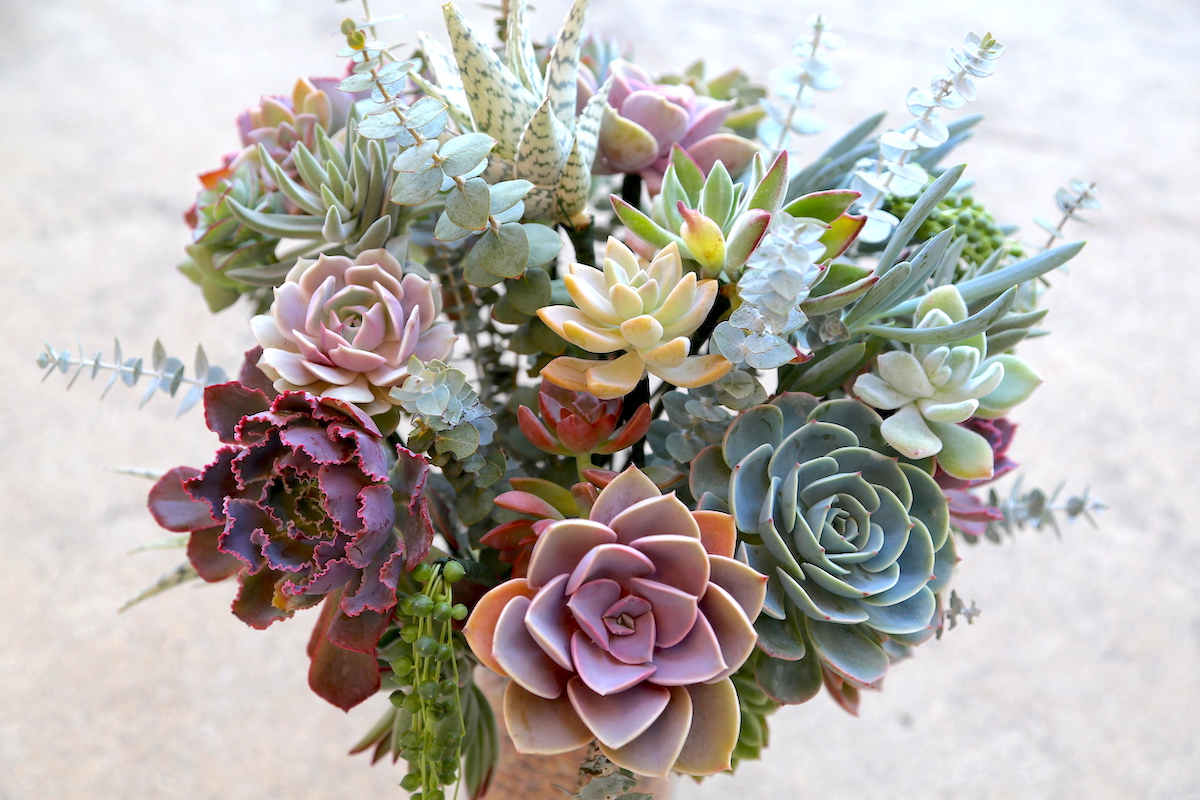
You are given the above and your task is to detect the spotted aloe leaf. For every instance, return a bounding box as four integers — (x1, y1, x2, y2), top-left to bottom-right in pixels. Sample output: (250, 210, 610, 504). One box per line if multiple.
(442, 2, 539, 160)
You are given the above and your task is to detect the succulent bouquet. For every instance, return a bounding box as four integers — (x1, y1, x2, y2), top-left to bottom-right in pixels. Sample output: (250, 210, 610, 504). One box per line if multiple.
(39, 1, 1105, 798)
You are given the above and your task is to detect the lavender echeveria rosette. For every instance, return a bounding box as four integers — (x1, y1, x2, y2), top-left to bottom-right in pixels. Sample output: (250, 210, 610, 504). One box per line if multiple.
(251, 248, 456, 418)
(464, 467, 768, 777)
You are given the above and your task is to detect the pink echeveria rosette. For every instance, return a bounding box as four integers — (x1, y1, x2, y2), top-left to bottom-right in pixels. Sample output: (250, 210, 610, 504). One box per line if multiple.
(251, 248, 456, 418)
(465, 466, 767, 777)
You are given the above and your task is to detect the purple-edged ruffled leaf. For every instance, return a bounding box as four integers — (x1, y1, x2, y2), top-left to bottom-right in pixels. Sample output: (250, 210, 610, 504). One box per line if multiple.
(187, 528, 244, 583)
(185, 447, 240, 524)
(327, 603, 392, 655)
(219, 497, 272, 568)
(307, 591, 380, 711)
(566, 677, 670, 750)
(237, 346, 278, 398)
(339, 537, 404, 618)
(231, 566, 291, 629)
(318, 467, 373, 538)
(148, 466, 216, 532)
(203, 381, 270, 443)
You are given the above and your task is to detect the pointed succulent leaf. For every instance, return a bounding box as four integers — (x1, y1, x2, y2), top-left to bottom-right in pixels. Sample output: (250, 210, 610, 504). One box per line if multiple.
(669, 147, 705, 201)
(860, 287, 1016, 345)
(699, 161, 735, 228)
(875, 164, 967, 274)
(442, 1, 539, 159)
(843, 261, 913, 327)
(224, 199, 326, 239)
(782, 189, 860, 223)
(746, 151, 789, 213)
(818, 213, 866, 260)
(610, 195, 680, 250)
(542, 0, 590, 129)
(799, 274, 877, 316)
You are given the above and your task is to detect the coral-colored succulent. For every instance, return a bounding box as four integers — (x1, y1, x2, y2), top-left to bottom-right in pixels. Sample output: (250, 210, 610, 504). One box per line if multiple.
(464, 467, 766, 777)
(594, 61, 759, 194)
(538, 238, 731, 400)
(251, 248, 456, 416)
(517, 378, 651, 458)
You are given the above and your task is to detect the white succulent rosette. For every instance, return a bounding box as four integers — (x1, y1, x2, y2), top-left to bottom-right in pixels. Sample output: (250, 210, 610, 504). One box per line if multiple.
(852, 285, 1042, 479)
(538, 238, 732, 400)
(251, 248, 456, 415)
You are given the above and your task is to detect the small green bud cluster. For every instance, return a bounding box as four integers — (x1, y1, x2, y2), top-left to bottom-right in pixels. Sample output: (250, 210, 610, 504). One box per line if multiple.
(387, 560, 470, 800)
(888, 191, 1024, 269)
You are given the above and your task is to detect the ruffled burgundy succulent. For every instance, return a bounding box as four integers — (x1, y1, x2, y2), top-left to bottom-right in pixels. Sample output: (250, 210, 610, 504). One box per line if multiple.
(465, 467, 766, 778)
(148, 382, 433, 708)
(517, 379, 651, 458)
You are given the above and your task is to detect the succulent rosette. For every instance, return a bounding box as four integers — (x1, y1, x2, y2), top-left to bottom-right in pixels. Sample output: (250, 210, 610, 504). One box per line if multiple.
(517, 378, 652, 458)
(690, 394, 953, 703)
(538, 238, 732, 399)
(595, 60, 759, 193)
(465, 467, 767, 777)
(148, 382, 418, 630)
(251, 248, 456, 416)
(232, 76, 361, 180)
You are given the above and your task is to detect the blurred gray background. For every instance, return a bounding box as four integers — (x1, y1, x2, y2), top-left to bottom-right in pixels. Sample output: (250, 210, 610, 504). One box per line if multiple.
(3, 0, 1196, 798)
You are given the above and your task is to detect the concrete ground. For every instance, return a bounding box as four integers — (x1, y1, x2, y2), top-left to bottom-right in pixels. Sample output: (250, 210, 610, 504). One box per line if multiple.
(3, 0, 1197, 798)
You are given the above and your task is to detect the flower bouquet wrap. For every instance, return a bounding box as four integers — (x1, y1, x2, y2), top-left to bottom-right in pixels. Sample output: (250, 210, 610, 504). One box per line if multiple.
(37, 1, 1106, 797)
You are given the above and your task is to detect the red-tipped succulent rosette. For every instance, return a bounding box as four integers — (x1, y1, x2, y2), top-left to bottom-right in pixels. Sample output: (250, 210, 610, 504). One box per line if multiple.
(465, 467, 767, 777)
(517, 379, 652, 458)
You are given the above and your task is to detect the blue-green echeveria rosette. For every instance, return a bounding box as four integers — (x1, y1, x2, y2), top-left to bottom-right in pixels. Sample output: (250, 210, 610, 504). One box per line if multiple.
(692, 394, 954, 705)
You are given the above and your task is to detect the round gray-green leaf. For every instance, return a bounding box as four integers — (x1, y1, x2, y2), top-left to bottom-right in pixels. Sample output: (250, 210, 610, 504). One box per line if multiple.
(506, 267, 552, 315)
(439, 132, 497, 178)
(464, 223, 530, 281)
(390, 167, 443, 206)
(523, 222, 563, 268)
(446, 177, 491, 231)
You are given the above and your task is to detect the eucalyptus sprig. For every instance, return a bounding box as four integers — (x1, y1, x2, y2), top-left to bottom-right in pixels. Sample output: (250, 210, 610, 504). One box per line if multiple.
(37, 339, 227, 415)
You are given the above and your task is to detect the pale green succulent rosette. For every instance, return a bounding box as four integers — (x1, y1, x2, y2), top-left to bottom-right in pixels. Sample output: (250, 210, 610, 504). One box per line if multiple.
(690, 394, 954, 705)
(852, 285, 1042, 480)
